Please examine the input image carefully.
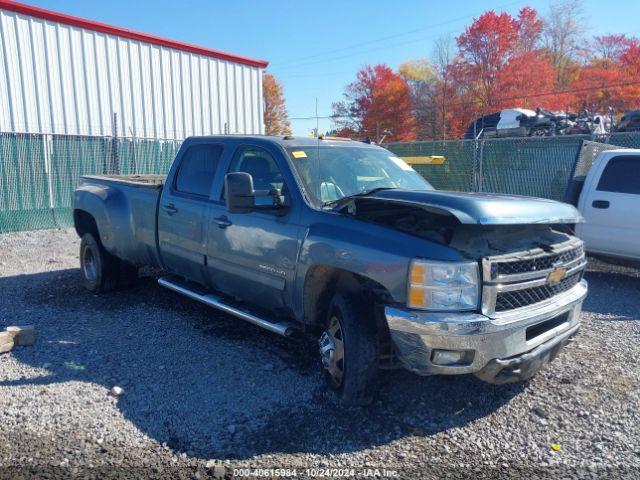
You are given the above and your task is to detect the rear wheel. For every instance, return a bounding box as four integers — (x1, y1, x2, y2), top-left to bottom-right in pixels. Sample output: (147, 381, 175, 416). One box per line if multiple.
(80, 233, 120, 293)
(319, 292, 379, 406)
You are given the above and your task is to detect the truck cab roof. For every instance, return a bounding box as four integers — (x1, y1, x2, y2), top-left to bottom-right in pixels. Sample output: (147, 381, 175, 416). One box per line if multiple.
(182, 135, 380, 149)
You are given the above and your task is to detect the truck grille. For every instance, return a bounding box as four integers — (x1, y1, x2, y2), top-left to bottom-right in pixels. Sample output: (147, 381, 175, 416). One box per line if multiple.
(482, 239, 586, 317)
(492, 244, 584, 277)
(494, 271, 583, 312)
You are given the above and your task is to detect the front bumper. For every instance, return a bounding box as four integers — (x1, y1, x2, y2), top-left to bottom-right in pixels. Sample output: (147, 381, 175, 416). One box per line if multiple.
(385, 279, 587, 382)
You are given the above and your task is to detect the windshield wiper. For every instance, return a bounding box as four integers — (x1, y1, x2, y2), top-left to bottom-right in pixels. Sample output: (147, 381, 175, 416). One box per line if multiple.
(322, 187, 398, 208)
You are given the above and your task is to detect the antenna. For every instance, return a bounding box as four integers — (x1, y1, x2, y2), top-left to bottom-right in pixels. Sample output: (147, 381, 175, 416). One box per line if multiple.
(315, 97, 320, 200)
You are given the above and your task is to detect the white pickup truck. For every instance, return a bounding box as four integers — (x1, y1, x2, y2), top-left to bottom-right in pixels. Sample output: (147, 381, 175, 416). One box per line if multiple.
(570, 149, 640, 262)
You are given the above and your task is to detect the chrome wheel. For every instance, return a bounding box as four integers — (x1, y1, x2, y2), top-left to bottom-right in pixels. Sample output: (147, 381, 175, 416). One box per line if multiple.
(319, 315, 345, 388)
(82, 246, 97, 282)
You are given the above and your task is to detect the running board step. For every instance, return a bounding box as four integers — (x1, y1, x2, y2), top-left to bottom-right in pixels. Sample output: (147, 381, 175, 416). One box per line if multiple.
(158, 277, 295, 337)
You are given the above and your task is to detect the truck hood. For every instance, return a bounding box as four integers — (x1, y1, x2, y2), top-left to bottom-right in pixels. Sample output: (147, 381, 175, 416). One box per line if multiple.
(361, 189, 583, 225)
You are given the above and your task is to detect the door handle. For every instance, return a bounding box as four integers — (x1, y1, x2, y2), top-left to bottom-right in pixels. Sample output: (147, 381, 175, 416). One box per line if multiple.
(162, 203, 178, 215)
(213, 215, 232, 228)
(592, 200, 610, 209)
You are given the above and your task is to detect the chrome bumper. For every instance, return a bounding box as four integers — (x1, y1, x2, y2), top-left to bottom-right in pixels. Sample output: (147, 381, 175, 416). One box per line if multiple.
(385, 280, 587, 379)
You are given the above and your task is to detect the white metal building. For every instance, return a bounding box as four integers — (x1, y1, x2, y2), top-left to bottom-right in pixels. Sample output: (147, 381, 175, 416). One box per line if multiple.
(0, 0, 268, 139)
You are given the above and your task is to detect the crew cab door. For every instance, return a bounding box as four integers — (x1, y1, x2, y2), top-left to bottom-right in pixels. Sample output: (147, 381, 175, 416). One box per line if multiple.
(158, 142, 224, 284)
(206, 144, 303, 312)
(576, 155, 640, 260)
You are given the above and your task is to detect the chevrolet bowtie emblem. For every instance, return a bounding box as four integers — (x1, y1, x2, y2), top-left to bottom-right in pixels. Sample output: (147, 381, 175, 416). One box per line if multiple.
(547, 266, 567, 285)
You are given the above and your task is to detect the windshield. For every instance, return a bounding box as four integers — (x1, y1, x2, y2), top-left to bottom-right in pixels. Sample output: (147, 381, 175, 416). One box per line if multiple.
(285, 145, 433, 206)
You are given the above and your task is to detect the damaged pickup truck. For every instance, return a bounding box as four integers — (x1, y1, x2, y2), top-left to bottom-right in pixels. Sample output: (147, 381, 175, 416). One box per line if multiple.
(73, 135, 587, 405)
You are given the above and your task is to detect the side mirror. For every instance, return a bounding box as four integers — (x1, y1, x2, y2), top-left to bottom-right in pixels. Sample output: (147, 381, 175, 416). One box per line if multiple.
(225, 172, 255, 214)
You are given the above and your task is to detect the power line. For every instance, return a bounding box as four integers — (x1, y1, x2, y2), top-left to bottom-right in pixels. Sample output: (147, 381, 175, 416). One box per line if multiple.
(289, 80, 640, 121)
(285, 71, 352, 79)
(275, 34, 443, 71)
(465, 80, 640, 108)
(290, 115, 337, 121)
(270, 0, 526, 70)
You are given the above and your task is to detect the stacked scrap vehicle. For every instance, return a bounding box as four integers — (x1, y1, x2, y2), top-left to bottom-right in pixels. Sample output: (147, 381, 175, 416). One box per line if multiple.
(615, 110, 640, 132)
(464, 108, 615, 139)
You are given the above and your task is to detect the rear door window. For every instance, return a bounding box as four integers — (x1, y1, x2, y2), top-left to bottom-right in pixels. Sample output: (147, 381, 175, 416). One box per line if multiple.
(596, 156, 640, 195)
(174, 144, 223, 197)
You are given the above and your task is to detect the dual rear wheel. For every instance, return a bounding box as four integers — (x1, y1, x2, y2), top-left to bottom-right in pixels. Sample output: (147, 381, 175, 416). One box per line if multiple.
(81, 232, 379, 405)
(80, 233, 137, 293)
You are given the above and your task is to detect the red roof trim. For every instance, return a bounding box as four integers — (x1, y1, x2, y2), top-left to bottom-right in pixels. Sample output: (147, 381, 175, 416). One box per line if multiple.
(0, 0, 268, 68)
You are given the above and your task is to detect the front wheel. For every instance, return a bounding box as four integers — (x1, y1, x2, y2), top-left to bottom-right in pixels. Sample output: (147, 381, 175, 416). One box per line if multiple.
(319, 292, 379, 406)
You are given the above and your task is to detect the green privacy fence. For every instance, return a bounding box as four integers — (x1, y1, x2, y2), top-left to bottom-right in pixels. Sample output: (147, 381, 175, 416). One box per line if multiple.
(386, 132, 640, 200)
(0, 132, 181, 233)
(382, 139, 476, 192)
(2, 131, 640, 233)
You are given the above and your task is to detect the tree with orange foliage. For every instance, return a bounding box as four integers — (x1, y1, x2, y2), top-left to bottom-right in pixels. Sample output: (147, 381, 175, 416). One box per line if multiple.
(331, 5, 640, 139)
(494, 52, 557, 110)
(449, 7, 569, 132)
(516, 6, 543, 53)
(398, 59, 438, 140)
(332, 64, 415, 142)
(454, 10, 518, 107)
(263, 73, 291, 136)
(571, 35, 640, 113)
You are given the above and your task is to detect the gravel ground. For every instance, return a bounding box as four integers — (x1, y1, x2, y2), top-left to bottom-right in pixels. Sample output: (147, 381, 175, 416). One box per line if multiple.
(0, 228, 639, 479)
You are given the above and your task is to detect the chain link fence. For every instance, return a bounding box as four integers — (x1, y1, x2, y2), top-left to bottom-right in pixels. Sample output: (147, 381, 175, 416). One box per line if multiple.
(0, 132, 181, 233)
(386, 132, 640, 201)
(1, 131, 640, 233)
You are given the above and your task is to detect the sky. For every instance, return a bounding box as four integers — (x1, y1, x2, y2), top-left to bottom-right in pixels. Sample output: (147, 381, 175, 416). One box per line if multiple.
(24, 0, 640, 135)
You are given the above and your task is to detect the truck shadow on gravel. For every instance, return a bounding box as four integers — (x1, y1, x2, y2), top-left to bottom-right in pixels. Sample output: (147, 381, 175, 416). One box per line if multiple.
(3, 263, 632, 460)
(583, 259, 640, 318)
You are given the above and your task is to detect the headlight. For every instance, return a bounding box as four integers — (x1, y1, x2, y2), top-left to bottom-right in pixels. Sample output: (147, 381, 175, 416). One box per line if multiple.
(408, 259, 479, 311)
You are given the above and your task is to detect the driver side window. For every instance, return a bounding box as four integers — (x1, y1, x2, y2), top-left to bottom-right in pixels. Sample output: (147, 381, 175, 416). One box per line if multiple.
(225, 147, 285, 206)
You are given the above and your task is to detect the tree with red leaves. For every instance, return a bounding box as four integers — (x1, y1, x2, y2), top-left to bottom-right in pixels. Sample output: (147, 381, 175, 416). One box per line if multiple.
(454, 10, 518, 106)
(494, 52, 558, 110)
(450, 8, 556, 129)
(516, 6, 543, 53)
(572, 36, 640, 112)
(332, 64, 415, 142)
(593, 34, 635, 61)
(332, 5, 640, 139)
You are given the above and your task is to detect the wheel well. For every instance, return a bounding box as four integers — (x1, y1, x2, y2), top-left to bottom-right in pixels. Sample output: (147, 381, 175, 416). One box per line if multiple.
(73, 210, 99, 239)
(302, 265, 394, 327)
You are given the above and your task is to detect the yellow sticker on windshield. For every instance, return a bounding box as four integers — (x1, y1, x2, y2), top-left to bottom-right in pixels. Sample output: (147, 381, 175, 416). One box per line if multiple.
(291, 150, 307, 159)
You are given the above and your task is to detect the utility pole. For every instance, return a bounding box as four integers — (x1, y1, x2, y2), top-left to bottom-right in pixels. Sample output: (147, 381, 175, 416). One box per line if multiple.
(442, 77, 447, 141)
(129, 127, 137, 174)
(315, 97, 319, 138)
(110, 112, 119, 174)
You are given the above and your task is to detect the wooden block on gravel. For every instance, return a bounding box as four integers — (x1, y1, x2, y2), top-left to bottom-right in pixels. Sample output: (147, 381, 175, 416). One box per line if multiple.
(6, 325, 35, 346)
(0, 331, 14, 354)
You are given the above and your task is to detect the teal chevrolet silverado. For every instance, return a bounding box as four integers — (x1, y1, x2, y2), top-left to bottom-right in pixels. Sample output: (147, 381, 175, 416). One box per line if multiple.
(73, 135, 588, 405)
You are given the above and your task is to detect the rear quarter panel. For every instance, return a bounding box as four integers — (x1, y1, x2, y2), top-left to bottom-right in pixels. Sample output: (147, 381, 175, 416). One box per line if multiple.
(74, 179, 162, 267)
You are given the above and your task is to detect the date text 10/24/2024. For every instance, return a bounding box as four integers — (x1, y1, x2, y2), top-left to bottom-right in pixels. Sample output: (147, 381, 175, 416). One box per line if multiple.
(233, 468, 400, 477)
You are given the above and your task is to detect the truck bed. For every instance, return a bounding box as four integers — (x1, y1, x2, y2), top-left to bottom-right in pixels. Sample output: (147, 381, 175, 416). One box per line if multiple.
(77, 174, 164, 268)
